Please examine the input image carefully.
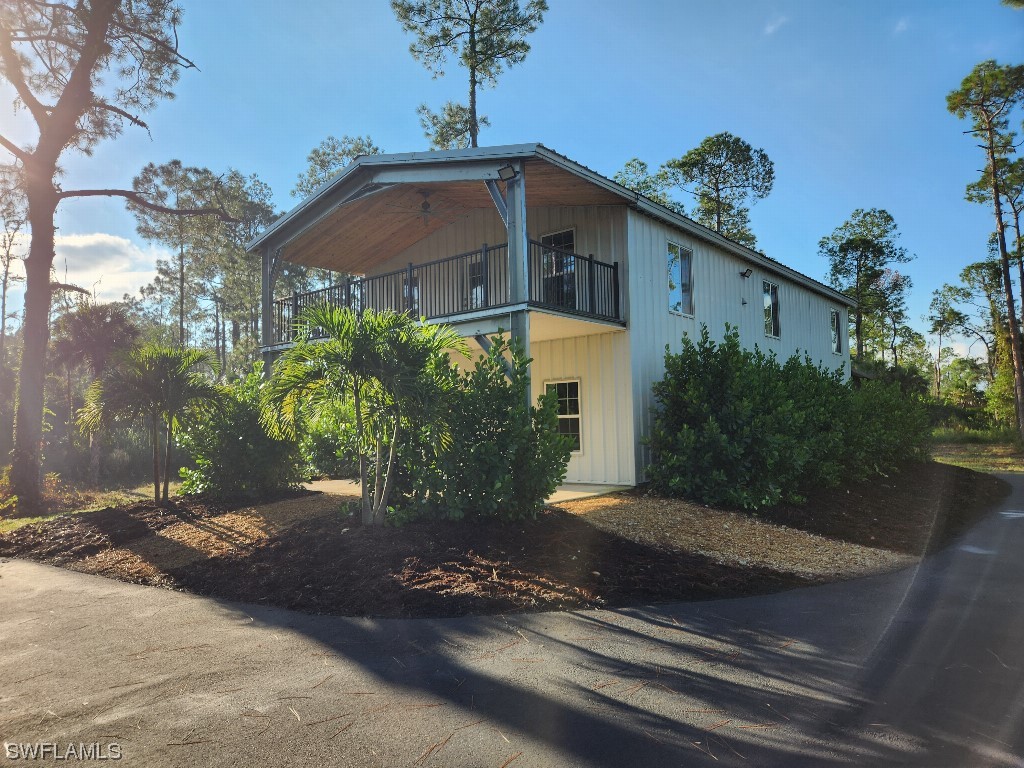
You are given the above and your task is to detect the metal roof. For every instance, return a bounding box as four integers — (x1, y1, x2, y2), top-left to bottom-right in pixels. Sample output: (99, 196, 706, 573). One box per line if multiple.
(247, 143, 853, 308)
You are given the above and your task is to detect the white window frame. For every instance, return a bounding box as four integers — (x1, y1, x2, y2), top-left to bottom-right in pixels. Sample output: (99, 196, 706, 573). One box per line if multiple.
(667, 241, 694, 316)
(763, 280, 780, 338)
(830, 308, 842, 355)
(545, 378, 582, 454)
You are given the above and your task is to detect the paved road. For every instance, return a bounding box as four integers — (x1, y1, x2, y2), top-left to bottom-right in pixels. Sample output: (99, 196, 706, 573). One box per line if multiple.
(3, 476, 1024, 767)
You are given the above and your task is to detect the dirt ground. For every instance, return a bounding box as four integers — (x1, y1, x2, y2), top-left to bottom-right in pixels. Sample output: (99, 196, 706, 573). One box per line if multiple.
(0, 461, 1009, 618)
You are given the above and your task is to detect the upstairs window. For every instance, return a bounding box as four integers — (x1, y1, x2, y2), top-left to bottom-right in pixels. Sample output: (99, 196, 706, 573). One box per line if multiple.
(667, 242, 693, 315)
(763, 280, 780, 337)
(830, 308, 842, 354)
(546, 380, 581, 452)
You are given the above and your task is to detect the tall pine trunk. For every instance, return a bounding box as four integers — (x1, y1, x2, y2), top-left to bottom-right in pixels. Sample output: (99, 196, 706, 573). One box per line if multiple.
(10, 187, 58, 510)
(468, 23, 478, 147)
(985, 122, 1024, 439)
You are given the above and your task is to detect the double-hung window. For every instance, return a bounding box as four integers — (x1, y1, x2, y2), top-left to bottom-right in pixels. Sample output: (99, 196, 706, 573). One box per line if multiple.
(763, 280, 780, 337)
(546, 381, 581, 452)
(830, 308, 842, 354)
(667, 242, 693, 315)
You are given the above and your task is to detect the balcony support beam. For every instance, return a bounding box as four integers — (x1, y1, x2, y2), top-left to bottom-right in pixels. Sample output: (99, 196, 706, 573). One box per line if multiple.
(484, 180, 508, 227)
(261, 244, 276, 375)
(504, 161, 531, 404)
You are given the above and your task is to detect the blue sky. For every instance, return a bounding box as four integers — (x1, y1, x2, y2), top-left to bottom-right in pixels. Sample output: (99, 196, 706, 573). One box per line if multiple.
(3, 0, 1024, 336)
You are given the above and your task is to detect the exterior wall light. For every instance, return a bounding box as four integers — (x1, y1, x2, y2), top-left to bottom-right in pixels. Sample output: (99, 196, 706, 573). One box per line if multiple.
(739, 268, 753, 278)
(497, 164, 518, 182)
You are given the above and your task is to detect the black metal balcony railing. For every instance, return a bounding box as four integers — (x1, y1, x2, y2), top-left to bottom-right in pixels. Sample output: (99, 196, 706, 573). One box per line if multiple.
(272, 240, 620, 344)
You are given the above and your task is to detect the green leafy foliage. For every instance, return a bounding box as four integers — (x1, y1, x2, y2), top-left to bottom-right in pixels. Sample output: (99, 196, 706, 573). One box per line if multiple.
(292, 135, 381, 198)
(663, 132, 774, 248)
(400, 336, 573, 522)
(178, 363, 303, 499)
(392, 0, 547, 147)
(843, 380, 931, 478)
(264, 306, 467, 526)
(648, 326, 930, 509)
(297, 399, 359, 480)
(79, 344, 223, 503)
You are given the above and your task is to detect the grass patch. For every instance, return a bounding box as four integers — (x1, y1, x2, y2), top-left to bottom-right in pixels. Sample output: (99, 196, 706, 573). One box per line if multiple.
(932, 442, 1024, 473)
(931, 426, 1019, 444)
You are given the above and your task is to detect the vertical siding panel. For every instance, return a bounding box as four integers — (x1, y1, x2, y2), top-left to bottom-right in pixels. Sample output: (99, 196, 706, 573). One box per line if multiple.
(626, 208, 851, 482)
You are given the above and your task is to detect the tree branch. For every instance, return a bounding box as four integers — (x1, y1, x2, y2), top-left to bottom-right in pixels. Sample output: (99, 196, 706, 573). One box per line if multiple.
(0, 134, 29, 162)
(94, 101, 150, 132)
(0, 26, 51, 125)
(57, 188, 238, 222)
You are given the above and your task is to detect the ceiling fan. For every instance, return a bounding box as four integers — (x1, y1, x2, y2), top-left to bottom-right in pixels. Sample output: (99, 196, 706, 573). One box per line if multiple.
(383, 189, 455, 226)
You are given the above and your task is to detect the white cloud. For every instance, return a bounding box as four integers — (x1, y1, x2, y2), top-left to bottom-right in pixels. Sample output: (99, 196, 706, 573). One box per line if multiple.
(764, 15, 788, 35)
(5, 233, 167, 305)
(52, 233, 165, 301)
(893, 18, 909, 35)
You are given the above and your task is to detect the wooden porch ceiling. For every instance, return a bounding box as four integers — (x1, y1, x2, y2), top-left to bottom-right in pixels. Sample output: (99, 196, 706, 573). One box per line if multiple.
(281, 158, 625, 274)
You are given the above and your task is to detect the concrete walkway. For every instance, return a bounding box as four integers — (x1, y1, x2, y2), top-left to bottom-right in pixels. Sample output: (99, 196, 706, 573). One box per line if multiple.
(3, 476, 1024, 766)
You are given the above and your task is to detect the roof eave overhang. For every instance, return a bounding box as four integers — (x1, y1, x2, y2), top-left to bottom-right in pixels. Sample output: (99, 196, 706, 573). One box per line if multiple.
(245, 143, 542, 255)
(248, 142, 854, 309)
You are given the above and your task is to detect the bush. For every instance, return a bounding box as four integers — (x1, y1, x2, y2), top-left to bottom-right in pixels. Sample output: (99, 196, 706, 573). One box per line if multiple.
(843, 380, 930, 479)
(400, 336, 573, 522)
(177, 363, 304, 500)
(297, 399, 359, 479)
(648, 325, 930, 509)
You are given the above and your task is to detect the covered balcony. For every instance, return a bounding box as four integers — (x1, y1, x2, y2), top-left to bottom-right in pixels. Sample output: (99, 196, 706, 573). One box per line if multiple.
(271, 239, 621, 344)
(250, 145, 636, 360)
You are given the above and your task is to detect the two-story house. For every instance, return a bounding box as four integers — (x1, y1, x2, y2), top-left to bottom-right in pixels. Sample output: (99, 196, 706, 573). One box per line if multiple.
(249, 144, 852, 487)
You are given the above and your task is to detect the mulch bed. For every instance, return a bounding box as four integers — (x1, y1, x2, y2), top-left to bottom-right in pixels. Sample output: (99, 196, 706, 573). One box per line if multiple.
(0, 461, 1010, 619)
(754, 461, 1010, 556)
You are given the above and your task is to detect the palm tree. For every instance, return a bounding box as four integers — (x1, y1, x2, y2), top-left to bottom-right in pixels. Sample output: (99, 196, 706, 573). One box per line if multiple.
(51, 301, 140, 484)
(79, 345, 222, 504)
(265, 305, 465, 526)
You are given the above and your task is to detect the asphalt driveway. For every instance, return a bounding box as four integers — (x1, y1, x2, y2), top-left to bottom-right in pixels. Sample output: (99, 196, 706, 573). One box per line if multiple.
(3, 475, 1024, 766)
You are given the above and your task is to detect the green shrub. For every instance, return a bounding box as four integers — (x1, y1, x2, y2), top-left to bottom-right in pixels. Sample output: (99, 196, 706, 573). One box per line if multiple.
(297, 399, 359, 479)
(400, 336, 573, 522)
(648, 325, 930, 509)
(177, 362, 304, 499)
(843, 380, 931, 479)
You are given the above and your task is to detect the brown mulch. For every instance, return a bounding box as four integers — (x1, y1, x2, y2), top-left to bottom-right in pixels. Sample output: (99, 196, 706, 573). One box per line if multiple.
(0, 462, 1009, 619)
(752, 461, 1010, 556)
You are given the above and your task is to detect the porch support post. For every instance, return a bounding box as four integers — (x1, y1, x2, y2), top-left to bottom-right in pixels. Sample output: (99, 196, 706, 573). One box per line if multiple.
(504, 161, 531, 406)
(260, 245, 275, 376)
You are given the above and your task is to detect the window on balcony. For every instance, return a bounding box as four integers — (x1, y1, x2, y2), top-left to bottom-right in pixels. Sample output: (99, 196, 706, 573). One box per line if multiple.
(541, 229, 577, 310)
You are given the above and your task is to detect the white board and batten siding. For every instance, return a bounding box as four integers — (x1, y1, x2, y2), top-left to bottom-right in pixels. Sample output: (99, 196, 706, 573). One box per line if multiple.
(381, 204, 635, 485)
(625, 209, 850, 480)
(530, 330, 635, 486)
(376, 205, 629, 278)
